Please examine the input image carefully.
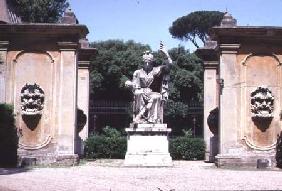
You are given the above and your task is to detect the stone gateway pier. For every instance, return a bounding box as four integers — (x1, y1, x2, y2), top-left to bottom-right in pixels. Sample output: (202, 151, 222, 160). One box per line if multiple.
(196, 12, 282, 168)
(0, 0, 96, 165)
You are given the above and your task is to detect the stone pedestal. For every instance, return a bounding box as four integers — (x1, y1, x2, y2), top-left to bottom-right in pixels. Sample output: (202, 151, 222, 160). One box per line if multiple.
(215, 153, 275, 168)
(18, 153, 79, 167)
(209, 135, 219, 162)
(124, 124, 172, 167)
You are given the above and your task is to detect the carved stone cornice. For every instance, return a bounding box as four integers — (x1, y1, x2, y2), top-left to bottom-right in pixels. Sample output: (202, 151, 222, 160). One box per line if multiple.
(195, 40, 218, 62)
(0, 23, 88, 34)
(211, 26, 282, 44)
(78, 47, 97, 61)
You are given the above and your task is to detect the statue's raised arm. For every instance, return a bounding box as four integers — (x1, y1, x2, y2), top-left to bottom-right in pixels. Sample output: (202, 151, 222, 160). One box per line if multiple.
(159, 41, 172, 64)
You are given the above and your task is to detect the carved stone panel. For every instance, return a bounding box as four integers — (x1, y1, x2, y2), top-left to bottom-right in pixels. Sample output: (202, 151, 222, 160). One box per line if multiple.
(241, 54, 281, 150)
(13, 52, 54, 150)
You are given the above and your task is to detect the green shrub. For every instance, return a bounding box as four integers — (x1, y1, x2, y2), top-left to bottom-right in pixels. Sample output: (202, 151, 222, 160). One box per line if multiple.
(169, 134, 205, 160)
(0, 103, 18, 167)
(84, 127, 127, 159)
(276, 132, 282, 168)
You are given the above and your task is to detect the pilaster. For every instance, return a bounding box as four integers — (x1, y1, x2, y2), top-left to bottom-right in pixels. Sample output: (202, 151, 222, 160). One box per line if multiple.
(77, 61, 90, 140)
(57, 42, 78, 155)
(218, 44, 240, 154)
(0, 41, 9, 103)
(203, 61, 219, 161)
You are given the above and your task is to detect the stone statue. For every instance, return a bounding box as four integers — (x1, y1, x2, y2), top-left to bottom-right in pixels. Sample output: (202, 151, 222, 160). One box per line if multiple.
(125, 42, 172, 124)
(20, 83, 45, 115)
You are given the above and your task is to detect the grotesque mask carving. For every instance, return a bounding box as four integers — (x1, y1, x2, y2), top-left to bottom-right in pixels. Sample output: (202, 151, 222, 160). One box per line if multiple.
(251, 86, 274, 118)
(20, 83, 44, 115)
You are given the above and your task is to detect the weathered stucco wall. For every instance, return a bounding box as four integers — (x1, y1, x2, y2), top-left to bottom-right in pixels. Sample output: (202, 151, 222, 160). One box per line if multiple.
(0, 23, 95, 165)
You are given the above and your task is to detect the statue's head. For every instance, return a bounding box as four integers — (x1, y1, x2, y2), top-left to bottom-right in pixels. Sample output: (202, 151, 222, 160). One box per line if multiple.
(142, 50, 154, 73)
(251, 86, 274, 118)
(20, 83, 45, 115)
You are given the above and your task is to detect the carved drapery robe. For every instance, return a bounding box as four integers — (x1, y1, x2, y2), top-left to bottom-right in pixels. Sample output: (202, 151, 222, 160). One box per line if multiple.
(131, 65, 169, 124)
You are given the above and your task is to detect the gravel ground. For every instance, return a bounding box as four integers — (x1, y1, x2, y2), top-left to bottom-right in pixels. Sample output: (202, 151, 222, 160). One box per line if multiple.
(0, 160, 282, 191)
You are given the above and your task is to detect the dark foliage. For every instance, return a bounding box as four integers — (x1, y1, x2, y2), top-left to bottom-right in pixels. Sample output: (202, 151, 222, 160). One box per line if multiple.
(276, 132, 282, 168)
(169, 132, 205, 160)
(90, 40, 150, 101)
(10, 0, 69, 23)
(84, 127, 127, 159)
(0, 104, 18, 167)
(169, 11, 224, 48)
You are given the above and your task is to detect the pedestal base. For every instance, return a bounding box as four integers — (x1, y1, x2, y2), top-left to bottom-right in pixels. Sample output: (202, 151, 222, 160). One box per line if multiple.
(209, 135, 219, 162)
(124, 124, 172, 167)
(215, 154, 275, 168)
(18, 154, 79, 167)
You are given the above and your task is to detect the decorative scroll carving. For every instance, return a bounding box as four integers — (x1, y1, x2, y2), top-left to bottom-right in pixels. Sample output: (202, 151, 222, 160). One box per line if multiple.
(20, 83, 45, 115)
(19, 135, 52, 150)
(250, 86, 274, 119)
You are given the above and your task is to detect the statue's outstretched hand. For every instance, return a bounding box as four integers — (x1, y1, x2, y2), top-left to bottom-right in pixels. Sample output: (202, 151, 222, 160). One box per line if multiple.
(159, 41, 172, 64)
(159, 41, 168, 56)
(125, 80, 134, 88)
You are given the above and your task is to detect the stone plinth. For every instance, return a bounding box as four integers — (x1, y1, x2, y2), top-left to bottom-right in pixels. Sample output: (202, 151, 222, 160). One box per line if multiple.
(18, 154, 79, 167)
(216, 153, 275, 168)
(124, 124, 172, 167)
(209, 135, 219, 162)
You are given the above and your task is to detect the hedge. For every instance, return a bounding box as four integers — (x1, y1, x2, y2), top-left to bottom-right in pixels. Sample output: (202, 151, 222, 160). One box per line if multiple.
(276, 132, 282, 168)
(84, 127, 127, 159)
(84, 127, 205, 160)
(0, 103, 18, 167)
(169, 136, 205, 160)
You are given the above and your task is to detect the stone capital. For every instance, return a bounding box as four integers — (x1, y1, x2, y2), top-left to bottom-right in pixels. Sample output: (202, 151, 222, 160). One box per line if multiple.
(0, 41, 9, 50)
(57, 42, 78, 50)
(219, 44, 240, 54)
(204, 61, 219, 70)
(78, 61, 90, 69)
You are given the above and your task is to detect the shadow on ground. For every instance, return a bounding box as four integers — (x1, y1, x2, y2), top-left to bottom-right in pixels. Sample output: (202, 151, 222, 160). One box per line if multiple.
(0, 167, 30, 175)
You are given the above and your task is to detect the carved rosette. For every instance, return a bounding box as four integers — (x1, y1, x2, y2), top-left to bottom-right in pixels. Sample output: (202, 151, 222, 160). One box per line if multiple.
(250, 86, 274, 119)
(20, 83, 45, 115)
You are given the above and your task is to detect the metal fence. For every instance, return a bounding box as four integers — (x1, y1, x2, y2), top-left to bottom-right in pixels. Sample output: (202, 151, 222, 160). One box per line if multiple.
(89, 100, 203, 134)
(90, 100, 202, 115)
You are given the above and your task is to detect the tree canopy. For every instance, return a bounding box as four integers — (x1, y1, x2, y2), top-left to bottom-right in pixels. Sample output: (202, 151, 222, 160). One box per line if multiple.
(90, 40, 150, 101)
(169, 11, 224, 48)
(10, 0, 69, 23)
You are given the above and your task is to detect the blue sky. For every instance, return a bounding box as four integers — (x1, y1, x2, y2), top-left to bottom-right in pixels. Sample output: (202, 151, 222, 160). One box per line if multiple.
(69, 0, 282, 51)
